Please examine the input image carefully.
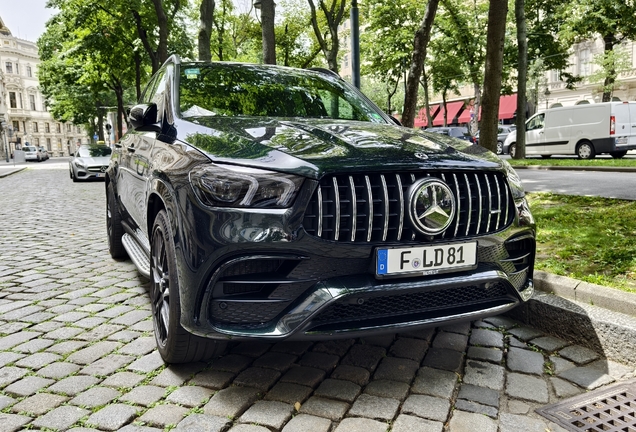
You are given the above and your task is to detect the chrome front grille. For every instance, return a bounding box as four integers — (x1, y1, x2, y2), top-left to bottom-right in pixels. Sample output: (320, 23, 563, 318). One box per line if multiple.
(302, 171, 515, 243)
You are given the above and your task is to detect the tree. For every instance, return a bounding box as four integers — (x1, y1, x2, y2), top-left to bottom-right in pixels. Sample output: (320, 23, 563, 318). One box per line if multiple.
(588, 48, 632, 100)
(479, 0, 508, 154)
(514, 0, 527, 159)
(401, 0, 439, 128)
(307, 0, 348, 73)
(198, 0, 215, 61)
(260, 0, 277, 64)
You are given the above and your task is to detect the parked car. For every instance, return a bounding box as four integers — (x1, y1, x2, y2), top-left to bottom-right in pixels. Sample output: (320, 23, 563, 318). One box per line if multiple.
(23, 145, 43, 162)
(425, 126, 475, 143)
(38, 147, 49, 160)
(69, 144, 112, 182)
(106, 56, 536, 364)
(474, 125, 516, 154)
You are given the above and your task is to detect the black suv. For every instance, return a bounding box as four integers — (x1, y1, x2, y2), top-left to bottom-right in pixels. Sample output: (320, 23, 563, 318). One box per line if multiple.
(106, 55, 536, 363)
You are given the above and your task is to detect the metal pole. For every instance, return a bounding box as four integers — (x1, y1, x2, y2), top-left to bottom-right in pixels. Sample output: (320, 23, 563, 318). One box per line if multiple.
(351, 0, 360, 89)
(3, 131, 7, 163)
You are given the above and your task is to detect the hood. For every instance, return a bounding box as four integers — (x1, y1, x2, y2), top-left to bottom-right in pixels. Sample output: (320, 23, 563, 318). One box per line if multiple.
(176, 116, 503, 179)
(77, 156, 111, 166)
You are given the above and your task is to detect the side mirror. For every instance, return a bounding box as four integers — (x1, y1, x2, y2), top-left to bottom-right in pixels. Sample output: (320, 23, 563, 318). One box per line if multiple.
(389, 116, 402, 126)
(129, 103, 161, 133)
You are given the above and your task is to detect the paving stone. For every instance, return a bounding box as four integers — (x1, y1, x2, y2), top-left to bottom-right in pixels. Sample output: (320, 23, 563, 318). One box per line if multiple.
(69, 386, 121, 408)
(76, 324, 126, 341)
(467, 346, 503, 363)
(138, 404, 189, 428)
(203, 386, 261, 418)
(473, 320, 496, 329)
(402, 394, 450, 422)
(550, 356, 576, 375)
(53, 311, 90, 323)
(101, 371, 145, 389)
(167, 385, 214, 407)
(421, 347, 465, 373)
(174, 413, 232, 432)
(110, 309, 151, 326)
(271, 341, 314, 356)
(0, 352, 25, 368)
(499, 413, 549, 432)
(79, 354, 135, 377)
(298, 351, 340, 372)
(372, 356, 418, 384)
(389, 337, 428, 362)
(280, 414, 331, 432)
(0, 394, 16, 410)
(231, 342, 272, 358)
(252, 352, 297, 372)
(550, 377, 583, 398)
(119, 385, 166, 407)
(558, 365, 615, 390)
(507, 326, 543, 341)
(463, 360, 505, 390)
(74, 316, 108, 329)
(233, 366, 281, 391)
(588, 359, 635, 380)
(189, 369, 235, 390)
(505, 373, 549, 403)
(431, 331, 468, 352)
(330, 365, 370, 386)
(314, 378, 361, 403)
(130, 319, 154, 332)
(11, 392, 67, 415)
(341, 344, 386, 372)
(483, 316, 518, 329)
(107, 330, 142, 343)
(66, 341, 121, 365)
(457, 384, 499, 408)
(226, 425, 270, 432)
(469, 328, 504, 348)
(411, 366, 458, 399)
(439, 321, 472, 335)
(86, 404, 139, 431)
(127, 351, 165, 373)
(298, 396, 350, 421)
(530, 336, 569, 353)
(391, 414, 443, 432)
(280, 366, 326, 388)
(118, 336, 156, 356)
(48, 375, 100, 396)
(265, 382, 313, 404)
(347, 393, 399, 421)
(361, 334, 395, 349)
(454, 399, 498, 418)
(37, 362, 81, 379)
(312, 339, 354, 357)
(333, 417, 388, 432)
(558, 345, 600, 365)
(448, 410, 497, 432)
(507, 400, 531, 414)
(0, 366, 28, 387)
(238, 400, 293, 429)
(15, 352, 61, 369)
(96, 305, 134, 318)
(4, 376, 54, 397)
(47, 340, 90, 355)
(209, 354, 253, 374)
(13, 337, 55, 353)
(507, 347, 545, 375)
(31, 405, 90, 430)
(507, 335, 529, 348)
(364, 379, 410, 401)
(0, 413, 31, 432)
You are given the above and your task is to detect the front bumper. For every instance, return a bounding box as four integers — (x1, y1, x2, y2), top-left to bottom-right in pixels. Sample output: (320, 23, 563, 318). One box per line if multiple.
(74, 165, 107, 180)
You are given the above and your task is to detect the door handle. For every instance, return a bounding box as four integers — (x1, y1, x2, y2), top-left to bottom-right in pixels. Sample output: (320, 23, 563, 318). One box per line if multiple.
(114, 143, 122, 148)
(127, 147, 136, 153)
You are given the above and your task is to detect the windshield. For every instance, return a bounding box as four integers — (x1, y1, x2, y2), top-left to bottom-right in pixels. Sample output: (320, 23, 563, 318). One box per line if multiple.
(24, 146, 37, 152)
(78, 146, 112, 158)
(178, 63, 387, 123)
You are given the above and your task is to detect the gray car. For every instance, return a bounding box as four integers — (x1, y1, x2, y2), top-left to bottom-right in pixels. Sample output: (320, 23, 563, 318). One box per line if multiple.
(69, 145, 112, 182)
(475, 125, 516, 154)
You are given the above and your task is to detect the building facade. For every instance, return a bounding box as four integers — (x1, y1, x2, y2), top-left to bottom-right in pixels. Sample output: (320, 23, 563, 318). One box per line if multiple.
(0, 17, 88, 159)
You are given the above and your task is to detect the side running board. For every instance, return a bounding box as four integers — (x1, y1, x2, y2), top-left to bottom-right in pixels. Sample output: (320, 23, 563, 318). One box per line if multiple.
(122, 233, 151, 279)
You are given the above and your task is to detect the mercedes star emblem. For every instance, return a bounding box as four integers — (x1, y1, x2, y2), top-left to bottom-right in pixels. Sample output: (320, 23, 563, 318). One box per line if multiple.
(407, 178, 456, 235)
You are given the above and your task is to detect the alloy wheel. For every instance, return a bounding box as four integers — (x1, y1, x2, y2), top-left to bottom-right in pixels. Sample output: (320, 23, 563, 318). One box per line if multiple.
(151, 230, 170, 346)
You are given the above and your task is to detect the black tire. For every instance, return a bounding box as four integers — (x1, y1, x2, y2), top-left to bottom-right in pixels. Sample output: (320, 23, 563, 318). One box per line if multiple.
(150, 210, 227, 364)
(106, 182, 127, 259)
(576, 141, 596, 159)
(540, 155, 552, 159)
(72, 170, 78, 182)
(509, 144, 517, 158)
(610, 150, 628, 159)
(496, 142, 503, 155)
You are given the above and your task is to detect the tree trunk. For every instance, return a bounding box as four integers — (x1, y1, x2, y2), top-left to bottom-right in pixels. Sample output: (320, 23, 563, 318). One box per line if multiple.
(514, 0, 527, 159)
(260, 0, 276, 64)
(602, 34, 616, 102)
(442, 92, 448, 126)
(470, 83, 481, 135)
(198, 0, 215, 62)
(480, 0, 508, 154)
(422, 70, 432, 128)
(402, 0, 439, 128)
(151, 0, 170, 65)
(134, 51, 142, 101)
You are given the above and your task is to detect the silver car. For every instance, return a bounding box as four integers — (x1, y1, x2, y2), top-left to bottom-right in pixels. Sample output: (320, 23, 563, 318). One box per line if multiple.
(69, 145, 112, 182)
(23, 145, 43, 162)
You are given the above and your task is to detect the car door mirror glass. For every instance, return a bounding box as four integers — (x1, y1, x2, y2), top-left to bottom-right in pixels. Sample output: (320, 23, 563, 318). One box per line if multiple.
(129, 103, 161, 133)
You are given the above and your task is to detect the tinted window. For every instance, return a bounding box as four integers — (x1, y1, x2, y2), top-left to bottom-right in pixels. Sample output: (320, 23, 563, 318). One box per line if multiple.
(78, 146, 112, 157)
(178, 64, 386, 123)
(24, 146, 37, 152)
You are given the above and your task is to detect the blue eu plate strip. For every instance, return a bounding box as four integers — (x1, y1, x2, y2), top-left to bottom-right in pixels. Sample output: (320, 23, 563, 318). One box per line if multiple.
(377, 249, 388, 274)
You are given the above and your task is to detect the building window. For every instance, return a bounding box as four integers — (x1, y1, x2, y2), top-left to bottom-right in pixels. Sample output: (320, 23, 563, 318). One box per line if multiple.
(5, 62, 12, 74)
(67, 123, 72, 132)
(550, 70, 561, 83)
(29, 94, 36, 111)
(9, 92, 16, 108)
(45, 122, 50, 133)
(34, 138, 39, 146)
(33, 122, 39, 133)
(12, 120, 19, 131)
(15, 63, 19, 75)
(26, 66, 32, 77)
(57, 138, 62, 150)
(56, 123, 61, 133)
(18, 93, 23, 109)
(579, 49, 591, 76)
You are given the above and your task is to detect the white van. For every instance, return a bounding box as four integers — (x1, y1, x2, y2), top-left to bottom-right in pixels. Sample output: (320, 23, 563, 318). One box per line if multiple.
(503, 101, 636, 159)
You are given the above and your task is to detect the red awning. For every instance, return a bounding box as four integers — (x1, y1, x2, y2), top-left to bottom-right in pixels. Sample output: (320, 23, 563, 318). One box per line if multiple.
(414, 104, 440, 128)
(498, 94, 517, 120)
(432, 101, 465, 126)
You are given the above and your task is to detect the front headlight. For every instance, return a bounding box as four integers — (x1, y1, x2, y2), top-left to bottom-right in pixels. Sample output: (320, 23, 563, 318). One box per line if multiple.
(501, 159, 525, 200)
(190, 164, 304, 208)
(75, 160, 87, 169)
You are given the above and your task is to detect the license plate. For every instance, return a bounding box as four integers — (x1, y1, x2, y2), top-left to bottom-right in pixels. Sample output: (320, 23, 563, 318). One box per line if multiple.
(376, 241, 477, 277)
(96, 173, 105, 178)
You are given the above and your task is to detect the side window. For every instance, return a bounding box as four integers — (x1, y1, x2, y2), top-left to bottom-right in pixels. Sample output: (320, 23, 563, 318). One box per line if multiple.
(527, 114, 545, 131)
(140, 65, 173, 123)
(316, 89, 358, 120)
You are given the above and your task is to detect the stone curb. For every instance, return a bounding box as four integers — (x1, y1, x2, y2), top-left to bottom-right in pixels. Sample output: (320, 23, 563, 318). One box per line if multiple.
(508, 271, 636, 365)
(512, 164, 636, 173)
(0, 167, 27, 178)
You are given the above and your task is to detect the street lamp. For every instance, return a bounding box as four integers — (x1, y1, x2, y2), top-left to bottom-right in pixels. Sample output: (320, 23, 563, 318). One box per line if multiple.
(544, 87, 551, 110)
(0, 119, 8, 163)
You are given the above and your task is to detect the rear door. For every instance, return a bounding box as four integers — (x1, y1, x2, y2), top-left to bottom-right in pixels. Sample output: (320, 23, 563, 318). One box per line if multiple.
(627, 103, 636, 147)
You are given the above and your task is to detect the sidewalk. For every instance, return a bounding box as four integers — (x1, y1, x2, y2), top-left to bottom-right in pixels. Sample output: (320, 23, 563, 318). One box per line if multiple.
(0, 165, 26, 178)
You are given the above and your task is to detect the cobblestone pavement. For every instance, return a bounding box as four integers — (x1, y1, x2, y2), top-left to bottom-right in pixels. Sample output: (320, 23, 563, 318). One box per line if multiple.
(0, 165, 634, 432)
